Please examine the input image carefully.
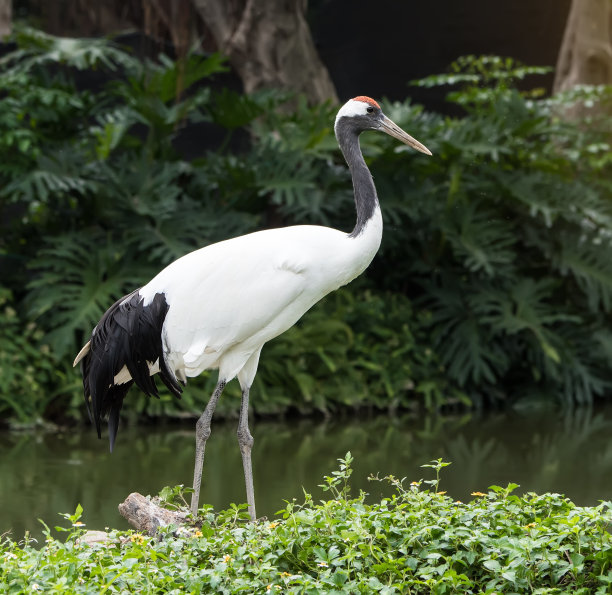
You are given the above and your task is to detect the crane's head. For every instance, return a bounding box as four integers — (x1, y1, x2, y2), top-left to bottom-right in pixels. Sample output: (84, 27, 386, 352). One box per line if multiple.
(334, 96, 432, 156)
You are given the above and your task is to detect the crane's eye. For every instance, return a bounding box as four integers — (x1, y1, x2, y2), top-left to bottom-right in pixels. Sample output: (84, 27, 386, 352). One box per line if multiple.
(366, 106, 374, 113)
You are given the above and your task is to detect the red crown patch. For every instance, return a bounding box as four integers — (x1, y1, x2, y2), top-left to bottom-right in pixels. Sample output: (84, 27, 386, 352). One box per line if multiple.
(352, 96, 380, 109)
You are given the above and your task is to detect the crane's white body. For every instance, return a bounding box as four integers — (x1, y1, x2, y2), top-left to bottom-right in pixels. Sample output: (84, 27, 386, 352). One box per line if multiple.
(135, 205, 382, 387)
(78, 96, 431, 521)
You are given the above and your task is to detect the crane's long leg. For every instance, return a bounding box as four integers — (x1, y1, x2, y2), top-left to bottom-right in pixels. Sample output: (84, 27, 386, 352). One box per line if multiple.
(190, 380, 226, 515)
(237, 385, 256, 521)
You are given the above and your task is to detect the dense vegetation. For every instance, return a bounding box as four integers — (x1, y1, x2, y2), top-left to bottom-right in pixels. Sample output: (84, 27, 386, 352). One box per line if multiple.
(1, 28, 612, 426)
(2, 456, 612, 593)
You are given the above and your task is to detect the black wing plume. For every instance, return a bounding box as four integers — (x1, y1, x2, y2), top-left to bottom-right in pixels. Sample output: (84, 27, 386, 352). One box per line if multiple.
(79, 289, 183, 451)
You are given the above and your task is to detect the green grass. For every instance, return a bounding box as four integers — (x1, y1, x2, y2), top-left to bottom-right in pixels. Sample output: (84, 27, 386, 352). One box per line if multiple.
(2, 456, 612, 593)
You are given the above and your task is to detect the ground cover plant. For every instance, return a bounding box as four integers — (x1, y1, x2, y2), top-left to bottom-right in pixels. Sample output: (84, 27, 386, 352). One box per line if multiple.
(1, 28, 612, 426)
(1, 456, 612, 593)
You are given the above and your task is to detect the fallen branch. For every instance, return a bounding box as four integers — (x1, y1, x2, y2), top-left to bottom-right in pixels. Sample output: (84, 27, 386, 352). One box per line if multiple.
(118, 492, 192, 536)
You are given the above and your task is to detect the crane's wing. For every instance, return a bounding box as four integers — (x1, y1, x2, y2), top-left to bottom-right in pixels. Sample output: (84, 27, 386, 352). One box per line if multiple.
(141, 227, 336, 376)
(166, 258, 308, 352)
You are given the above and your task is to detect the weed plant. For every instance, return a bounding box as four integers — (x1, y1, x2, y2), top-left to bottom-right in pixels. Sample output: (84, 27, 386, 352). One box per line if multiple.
(2, 456, 612, 593)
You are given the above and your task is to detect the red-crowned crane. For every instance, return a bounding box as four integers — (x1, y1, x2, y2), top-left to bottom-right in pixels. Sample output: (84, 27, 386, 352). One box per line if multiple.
(74, 96, 431, 521)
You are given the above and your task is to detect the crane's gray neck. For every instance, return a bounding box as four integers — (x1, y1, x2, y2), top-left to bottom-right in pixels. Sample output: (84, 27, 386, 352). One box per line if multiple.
(335, 119, 379, 237)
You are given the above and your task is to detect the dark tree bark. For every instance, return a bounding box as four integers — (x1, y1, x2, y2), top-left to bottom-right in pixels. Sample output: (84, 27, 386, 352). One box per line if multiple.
(19, 0, 338, 104)
(0, 0, 11, 38)
(554, 0, 612, 93)
(191, 0, 338, 104)
(30, 0, 143, 36)
(143, 0, 194, 58)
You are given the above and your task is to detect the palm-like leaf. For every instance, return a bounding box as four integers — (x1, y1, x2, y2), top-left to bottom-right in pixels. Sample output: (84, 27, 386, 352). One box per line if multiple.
(2, 25, 141, 77)
(423, 277, 509, 386)
(443, 201, 518, 276)
(26, 232, 154, 356)
(554, 232, 612, 313)
(126, 201, 257, 266)
(2, 154, 97, 204)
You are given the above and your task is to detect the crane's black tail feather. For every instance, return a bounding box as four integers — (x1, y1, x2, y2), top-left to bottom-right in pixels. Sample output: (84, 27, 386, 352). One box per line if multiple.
(78, 289, 183, 450)
(106, 384, 132, 452)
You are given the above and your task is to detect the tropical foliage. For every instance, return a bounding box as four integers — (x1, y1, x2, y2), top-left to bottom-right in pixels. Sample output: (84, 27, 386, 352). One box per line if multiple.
(0, 289, 60, 423)
(1, 29, 612, 426)
(2, 456, 612, 593)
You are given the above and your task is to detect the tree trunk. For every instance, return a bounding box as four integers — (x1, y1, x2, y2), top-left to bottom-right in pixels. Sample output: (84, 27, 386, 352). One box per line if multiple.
(0, 0, 11, 38)
(191, 0, 338, 105)
(554, 0, 612, 93)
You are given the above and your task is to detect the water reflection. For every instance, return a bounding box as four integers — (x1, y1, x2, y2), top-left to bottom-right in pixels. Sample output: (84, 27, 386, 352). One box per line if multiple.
(2, 408, 612, 541)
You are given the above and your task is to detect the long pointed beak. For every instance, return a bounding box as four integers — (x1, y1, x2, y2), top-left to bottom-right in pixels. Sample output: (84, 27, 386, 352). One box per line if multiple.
(380, 115, 432, 156)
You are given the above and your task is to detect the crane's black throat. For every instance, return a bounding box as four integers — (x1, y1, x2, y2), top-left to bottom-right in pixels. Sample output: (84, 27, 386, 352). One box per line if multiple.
(335, 117, 379, 237)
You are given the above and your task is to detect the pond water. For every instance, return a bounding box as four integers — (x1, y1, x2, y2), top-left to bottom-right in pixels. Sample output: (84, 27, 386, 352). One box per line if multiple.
(2, 407, 612, 542)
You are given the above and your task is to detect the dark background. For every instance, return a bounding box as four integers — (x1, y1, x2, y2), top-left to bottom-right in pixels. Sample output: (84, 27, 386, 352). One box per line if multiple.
(11, 0, 573, 111)
(311, 0, 572, 108)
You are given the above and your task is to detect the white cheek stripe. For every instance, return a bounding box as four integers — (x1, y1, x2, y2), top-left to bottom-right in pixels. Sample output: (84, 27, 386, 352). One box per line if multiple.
(335, 99, 369, 125)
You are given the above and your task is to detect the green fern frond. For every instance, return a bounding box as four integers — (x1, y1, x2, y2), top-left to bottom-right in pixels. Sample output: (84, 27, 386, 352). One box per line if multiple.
(252, 146, 319, 208)
(133, 53, 227, 104)
(555, 233, 612, 313)
(424, 279, 510, 386)
(3, 25, 141, 77)
(555, 326, 612, 404)
(207, 88, 282, 131)
(26, 232, 153, 356)
(443, 201, 517, 276)
(2, 160, 97, 204)
(126, 201, 256, 266)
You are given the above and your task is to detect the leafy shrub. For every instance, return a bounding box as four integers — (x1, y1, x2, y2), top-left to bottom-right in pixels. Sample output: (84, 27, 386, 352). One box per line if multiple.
(376, 56, 612, 405)
(2, 28, 612, 425)
(255, 288, 458, 415)
(0, 289, 62, 425)
(2, 456, 612, 593)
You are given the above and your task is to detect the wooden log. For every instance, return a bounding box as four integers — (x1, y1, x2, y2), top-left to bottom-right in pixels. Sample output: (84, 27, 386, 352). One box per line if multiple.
(78, 530, 112, 546)
(118, 492, 191, 536)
